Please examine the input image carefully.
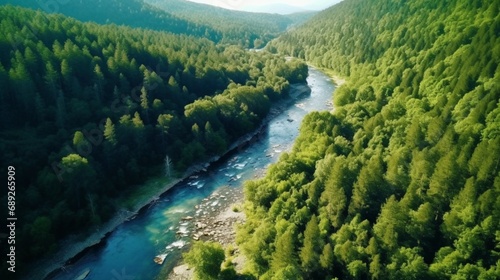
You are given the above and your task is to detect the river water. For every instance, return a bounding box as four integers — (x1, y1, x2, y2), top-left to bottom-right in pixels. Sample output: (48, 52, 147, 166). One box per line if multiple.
(49, 67, 335, 280)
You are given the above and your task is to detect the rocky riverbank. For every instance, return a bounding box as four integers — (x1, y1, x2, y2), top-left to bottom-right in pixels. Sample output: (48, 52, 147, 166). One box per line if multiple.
(29, 83, 309, 280)
(167, 196, 247, 280)
(190, 188, 245, 245)
(166, 84, 313, 279)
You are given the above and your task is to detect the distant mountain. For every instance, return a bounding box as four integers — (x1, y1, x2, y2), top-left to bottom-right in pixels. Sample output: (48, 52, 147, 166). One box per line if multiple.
(241, 3, 311, 15)
(145, 0, 316, 47)
(186, 0, 341, 14)
(0, 0, 219, 39)
(0, 0, 314, 47)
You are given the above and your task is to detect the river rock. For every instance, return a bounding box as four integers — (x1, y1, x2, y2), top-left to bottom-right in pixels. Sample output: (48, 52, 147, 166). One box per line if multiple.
(195, 222, 206, 229)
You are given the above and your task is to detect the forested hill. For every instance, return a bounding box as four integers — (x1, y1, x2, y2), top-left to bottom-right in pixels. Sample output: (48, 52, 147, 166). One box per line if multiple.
(0, 0, 217, 39)
(0, 5, 307, 274)
(236, 0, 500, 279)
(0, 0, 310, 48)
(145, 0, 315, 48)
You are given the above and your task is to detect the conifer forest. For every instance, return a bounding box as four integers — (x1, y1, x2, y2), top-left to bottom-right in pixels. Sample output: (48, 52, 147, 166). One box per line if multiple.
(0, 0, 498, 279)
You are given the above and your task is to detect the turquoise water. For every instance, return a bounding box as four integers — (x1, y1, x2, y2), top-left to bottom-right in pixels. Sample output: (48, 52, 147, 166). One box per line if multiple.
(49, 67, 335, 280)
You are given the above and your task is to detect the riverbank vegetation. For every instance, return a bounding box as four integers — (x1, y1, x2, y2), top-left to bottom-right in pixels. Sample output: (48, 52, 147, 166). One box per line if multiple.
(233, 0, 500, 279)
(0, 5, 307, 273)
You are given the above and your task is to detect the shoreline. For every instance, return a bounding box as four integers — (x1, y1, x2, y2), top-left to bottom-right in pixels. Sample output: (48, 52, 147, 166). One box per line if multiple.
(167, 197, 247, 280)
(168, 67, 335, 279)
(31, 176, 185, 280)
(26, 82, 310, 280)
(307, 63, 347, 86)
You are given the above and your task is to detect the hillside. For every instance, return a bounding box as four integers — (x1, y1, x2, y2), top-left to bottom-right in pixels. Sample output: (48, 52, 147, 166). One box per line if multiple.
(0, 0, 313, 48)
(0, 0, 218, 38)
(145, 0, 315, 47)
(0, 5, 307, 275)
(229, 0, 500, 279)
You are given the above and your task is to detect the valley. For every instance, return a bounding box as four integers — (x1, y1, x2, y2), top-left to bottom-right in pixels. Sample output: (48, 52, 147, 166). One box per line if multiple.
(0, 0, 498, 279)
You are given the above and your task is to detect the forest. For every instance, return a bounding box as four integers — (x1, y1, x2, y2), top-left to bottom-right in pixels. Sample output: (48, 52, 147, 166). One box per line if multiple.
(0, 0, 312, 48)
(0, 5, 307, 273)
(193, 0, 499, 279)
(145, 0, 314, 48)
(1, 0, 499, 278)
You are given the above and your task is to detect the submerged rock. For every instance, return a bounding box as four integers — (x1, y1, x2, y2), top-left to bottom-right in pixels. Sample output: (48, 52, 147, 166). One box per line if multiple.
(154, 253, 168, 265)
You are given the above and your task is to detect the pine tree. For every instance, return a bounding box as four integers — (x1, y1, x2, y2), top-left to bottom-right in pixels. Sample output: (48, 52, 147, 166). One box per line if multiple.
(140, 86, 150, 123)
(300, 215, 322, 276)
(271, 227, 299, 272)
(103, 118, 117, 145)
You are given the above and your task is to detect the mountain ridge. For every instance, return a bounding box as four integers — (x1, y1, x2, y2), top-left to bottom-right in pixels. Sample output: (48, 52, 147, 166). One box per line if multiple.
(0, 0, 315, 48)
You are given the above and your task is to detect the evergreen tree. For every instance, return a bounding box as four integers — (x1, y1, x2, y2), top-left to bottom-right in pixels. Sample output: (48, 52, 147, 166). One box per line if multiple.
(271, 227, 298, 272)
(103, 118, 117, 145)
(300, 215, 322, 276)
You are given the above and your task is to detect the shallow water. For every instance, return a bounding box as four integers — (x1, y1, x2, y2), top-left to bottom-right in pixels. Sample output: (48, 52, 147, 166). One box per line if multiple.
(49, 67, 335, 280)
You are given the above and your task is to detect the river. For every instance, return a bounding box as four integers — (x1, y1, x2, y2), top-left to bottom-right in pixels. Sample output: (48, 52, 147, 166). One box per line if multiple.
(48, 67, 335, 280)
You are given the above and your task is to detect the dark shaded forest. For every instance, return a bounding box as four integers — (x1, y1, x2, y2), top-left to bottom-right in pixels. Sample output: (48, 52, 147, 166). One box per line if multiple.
(0, 5, 307, 273)
(225, 0, 499, 279)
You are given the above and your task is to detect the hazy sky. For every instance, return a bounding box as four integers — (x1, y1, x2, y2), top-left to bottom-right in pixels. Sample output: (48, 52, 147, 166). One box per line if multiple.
(187, 0, 343, 12)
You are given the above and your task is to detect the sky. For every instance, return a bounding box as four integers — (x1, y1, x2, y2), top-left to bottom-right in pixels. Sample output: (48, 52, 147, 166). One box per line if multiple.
(187, 0, 343, 14)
